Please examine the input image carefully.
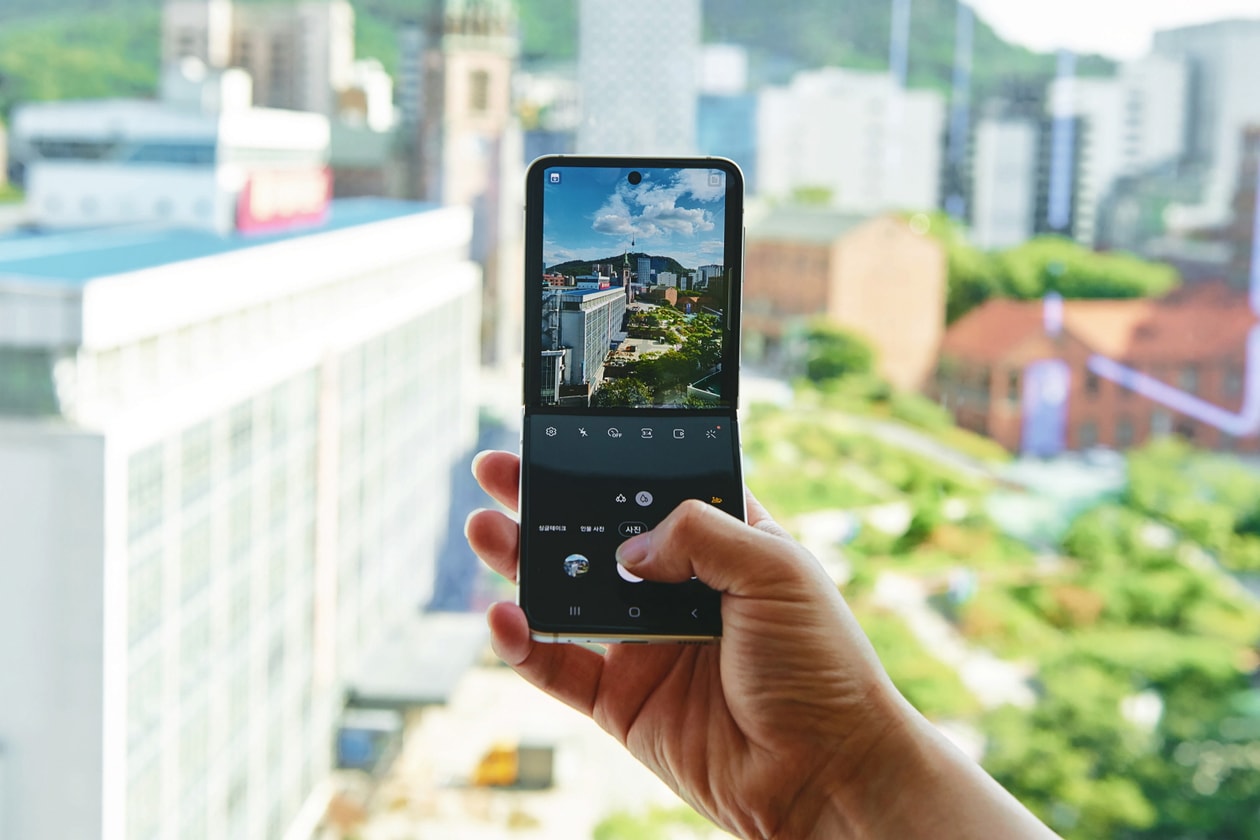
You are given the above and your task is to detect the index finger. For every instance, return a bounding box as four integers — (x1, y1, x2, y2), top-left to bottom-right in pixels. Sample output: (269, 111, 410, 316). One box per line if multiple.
(471, 450, 520, 512)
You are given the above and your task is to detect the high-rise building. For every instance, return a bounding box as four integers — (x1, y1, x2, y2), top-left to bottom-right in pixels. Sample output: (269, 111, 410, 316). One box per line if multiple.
(408, 0, 522, 366)
(161, 0, 355, 118)
(756, 68, 945, 215)
(971, 117, 1039, 249)
(576, 0, 700, 155)
(0, 200, 481, 839)
(1152, 19, 1260, 229)
(1032, 114, 1089, 239)
(1047, 55, 1188, 245)
(636, 257, 652, 286)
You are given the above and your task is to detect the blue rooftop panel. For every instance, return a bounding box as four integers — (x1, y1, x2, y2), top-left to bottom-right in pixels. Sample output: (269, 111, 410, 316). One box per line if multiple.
(0, 198, 438, 287)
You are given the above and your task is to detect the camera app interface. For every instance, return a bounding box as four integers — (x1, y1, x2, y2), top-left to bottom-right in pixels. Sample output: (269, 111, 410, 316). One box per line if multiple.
(538, 165, 732, 408)
(522, 413, 742, 636)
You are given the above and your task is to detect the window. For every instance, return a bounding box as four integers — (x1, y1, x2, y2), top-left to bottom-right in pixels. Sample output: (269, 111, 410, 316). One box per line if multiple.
(180, 423, 213, 507)
(469, 68, 491, 113)
(1224, 364, 1243, 397)
(1084, 370, 1100, 398)
(1114, 416, 1135, 448)
(1078, 420, 1098, 448)
(181, 517, 212, 601)
(128, 445, 164, 544)
(1177, 364, 1199, 394)
(1006, 369, 1020, 403)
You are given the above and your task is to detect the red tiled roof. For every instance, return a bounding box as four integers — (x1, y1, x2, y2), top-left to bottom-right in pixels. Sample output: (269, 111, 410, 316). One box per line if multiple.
(942, 283, 1258, 365)
(940, 298, 1047, 359)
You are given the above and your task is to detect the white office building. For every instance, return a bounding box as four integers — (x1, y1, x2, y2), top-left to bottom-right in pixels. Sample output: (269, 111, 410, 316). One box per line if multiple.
(757, 68, 945, 215)
(0, 199, 481, 840)
(541, 286, 627, 401)
(1047, 55, 1188, 244)
(576, 0, 700, 155)
(11, 94, 330, 236)
(1152, 19, 1260, 229)
(971, 117, 1039, 249)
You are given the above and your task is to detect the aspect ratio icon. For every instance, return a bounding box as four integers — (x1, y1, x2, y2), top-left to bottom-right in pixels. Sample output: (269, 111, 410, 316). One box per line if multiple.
(640, 428, 653, 439)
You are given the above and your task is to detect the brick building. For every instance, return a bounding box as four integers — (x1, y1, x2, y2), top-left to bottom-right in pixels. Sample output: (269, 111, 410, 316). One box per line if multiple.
(933, 283, 1259, 454)
(744, 208, 946, 391)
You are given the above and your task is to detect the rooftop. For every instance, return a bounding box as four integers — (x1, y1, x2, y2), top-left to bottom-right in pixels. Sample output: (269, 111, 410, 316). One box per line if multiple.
(0, 198, 437, 288)
(746, 204, 868, 245)
(942, 282, 1259, 364)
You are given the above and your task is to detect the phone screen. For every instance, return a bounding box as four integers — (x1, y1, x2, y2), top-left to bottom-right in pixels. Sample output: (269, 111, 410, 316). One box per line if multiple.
(520, 156, 745, 641)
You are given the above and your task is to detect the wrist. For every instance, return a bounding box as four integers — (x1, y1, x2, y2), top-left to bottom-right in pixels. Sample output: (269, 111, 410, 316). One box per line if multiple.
(761, 680, 917, 839)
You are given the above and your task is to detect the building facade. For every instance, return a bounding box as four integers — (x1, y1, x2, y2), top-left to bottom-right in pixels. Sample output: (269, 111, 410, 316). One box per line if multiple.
(540, 286, 627, 405)
(756, 68, 945, 216)
(162, 0, 355, 118)
(576, 0, 700, 155)
(743, 209, 946, 391)
(0, 201, 481, 840)
(407, 0, 523, 366)
(11, 97, 330, 235)
(1152, 19, 1260, 229)
(1047, 55, 1188, 246)
(971, 117, 1038, 249)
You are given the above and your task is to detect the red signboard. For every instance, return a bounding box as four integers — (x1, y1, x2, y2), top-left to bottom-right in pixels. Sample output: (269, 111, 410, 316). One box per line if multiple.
(236, 167, 332, 234)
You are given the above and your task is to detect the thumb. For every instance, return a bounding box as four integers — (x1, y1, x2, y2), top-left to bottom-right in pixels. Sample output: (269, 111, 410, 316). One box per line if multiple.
(615, 498, 822, 598)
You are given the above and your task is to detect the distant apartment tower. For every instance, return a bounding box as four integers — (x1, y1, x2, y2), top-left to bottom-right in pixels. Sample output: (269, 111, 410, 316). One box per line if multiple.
(1032, 114, 1089, 239)
(637, 256, 652, 286)
(697, 263, 723, 288)
(577, 0, 700, 155)
(162, 0, 355, 117)
(1047, 55, 1188, 245)
(757, 68, 945, 215)
(0, 201, 481, 839)
(744, 208, 946, 391)
(1152, 19, 1260, 229)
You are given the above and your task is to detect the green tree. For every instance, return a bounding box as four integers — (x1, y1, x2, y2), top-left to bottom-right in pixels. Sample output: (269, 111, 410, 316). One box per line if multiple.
(803, 323, 874, 383)
(591, 377, 652, 408)
(997, 237, 1178, 301)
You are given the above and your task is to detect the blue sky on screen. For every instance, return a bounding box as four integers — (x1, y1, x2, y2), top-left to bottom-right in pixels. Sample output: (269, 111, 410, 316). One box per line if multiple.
(542, 166, 726, 271)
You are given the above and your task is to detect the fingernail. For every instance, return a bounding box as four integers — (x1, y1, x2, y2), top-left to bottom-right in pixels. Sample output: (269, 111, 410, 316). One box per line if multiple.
(616, 532, 650, 566)
(464, 508, 486, 540)
(470, 450, 489, 476)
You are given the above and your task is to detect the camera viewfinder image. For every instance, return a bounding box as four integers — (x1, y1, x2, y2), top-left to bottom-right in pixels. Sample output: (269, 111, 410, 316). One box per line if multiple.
(563, 554, 591, 578)
(539, 166, 729, 409)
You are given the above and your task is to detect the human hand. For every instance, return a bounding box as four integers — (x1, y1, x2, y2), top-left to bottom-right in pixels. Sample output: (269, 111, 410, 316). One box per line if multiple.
(465, 450, 1058, 840)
